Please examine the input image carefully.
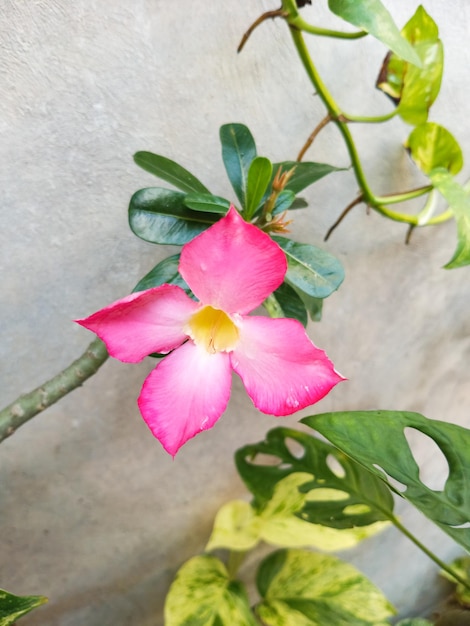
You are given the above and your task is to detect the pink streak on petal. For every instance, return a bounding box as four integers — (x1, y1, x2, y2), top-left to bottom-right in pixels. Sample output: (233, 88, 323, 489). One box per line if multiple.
(138, 341, 232, 456)
(76, 285, 199, 363)
(231, 316, 344, 416)
(179, 206, 287, 314)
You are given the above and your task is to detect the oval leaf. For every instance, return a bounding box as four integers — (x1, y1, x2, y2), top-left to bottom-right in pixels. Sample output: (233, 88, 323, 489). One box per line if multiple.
(265, 283, 308, 327)
(129, 187, 218, 245)
(273, 236, 345, 299)
(134, 152, 209, 194)
(406, 122, 463, 175)
(245, 156, 273, 219)
(184, 193, 231, 214)
(429, 168, 470, 269)
(0, 589, 47, 626)
(328, 0, 421, 66)
(272, 161, 344, 195)
(307, 410, 470, 552)
(133, 253, 191, 294)
(235, 427, 395, 530)
(220, 123, 257, 208)
(255, 549, 395, 625)
(164, 555, 257, 626)
(377, 7, 443, 125)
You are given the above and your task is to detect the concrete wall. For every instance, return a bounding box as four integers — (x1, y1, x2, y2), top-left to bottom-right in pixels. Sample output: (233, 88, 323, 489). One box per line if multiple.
(1, 1, 469, 623)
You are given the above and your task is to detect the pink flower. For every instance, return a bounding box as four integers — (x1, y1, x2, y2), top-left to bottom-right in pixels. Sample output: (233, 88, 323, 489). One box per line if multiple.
(76, 207, 343, 456)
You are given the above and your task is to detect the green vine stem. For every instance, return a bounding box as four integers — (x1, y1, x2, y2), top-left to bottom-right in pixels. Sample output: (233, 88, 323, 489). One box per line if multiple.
(279, 1, 453, 229)
(0, 338, 108, 443)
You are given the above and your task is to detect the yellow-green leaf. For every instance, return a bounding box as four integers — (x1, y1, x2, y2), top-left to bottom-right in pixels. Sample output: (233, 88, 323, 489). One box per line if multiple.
(406, 123, 463, 175)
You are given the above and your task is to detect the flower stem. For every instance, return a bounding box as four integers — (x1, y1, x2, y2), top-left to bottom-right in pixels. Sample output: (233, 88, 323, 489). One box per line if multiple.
(0, 337, 108, 443)
(390, 514, 470, 593)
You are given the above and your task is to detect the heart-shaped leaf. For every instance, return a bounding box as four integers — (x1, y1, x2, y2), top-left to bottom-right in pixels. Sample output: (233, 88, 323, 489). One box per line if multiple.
(0, 589, 47, 626)
(273, 236, 345, 300)
(406, 122, 463, 175)
(255, 549, 395, 625)
(307, 411, 470, 553)
(164, 555, 257, 626)
(207, 473, 388, 553)
(129, 187, 218, 245)
(134, 152, 209, 194)
(235, 427, 394, 530)
(376, 6, 443, 125)
(429, 168, 470, 269)
(220, 123, 257, 209)
(328, 0, 421, 66)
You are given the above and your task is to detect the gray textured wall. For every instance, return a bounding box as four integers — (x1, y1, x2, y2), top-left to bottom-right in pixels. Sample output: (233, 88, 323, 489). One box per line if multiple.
(1, 1, 469, 624)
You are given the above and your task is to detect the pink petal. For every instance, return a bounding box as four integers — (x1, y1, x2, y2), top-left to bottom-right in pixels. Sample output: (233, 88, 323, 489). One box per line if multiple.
(230, 316, 344, 416)
(138, 341, 232, 456)
(76, 285, 198, 363)
(179, 206, 287, 314)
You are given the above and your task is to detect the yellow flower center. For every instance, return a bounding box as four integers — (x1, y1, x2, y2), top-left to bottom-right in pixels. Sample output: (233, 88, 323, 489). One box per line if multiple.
(187, 305, 239, 354)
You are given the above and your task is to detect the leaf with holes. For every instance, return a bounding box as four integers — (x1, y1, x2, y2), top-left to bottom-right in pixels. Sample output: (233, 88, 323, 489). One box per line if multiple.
(273, 236, 345, 300)
(429, 168, 470, 269)
(220, 123, 257, 209)
(376, 6, 443, 125)
(328, 0, 421, 66)
(207, 473, 387, 553)
(255, 549, 395, 625)
(306, 411, 470, 553)
(134, 152, 210, 194)
(164, 555, 257, 626)
(129, 188, 219, 245)
(0, 589, 47, 626)
(235, 427, 394, 530)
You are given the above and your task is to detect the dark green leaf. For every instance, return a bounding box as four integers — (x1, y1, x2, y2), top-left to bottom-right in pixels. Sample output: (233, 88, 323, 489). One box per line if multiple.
(328, 0, 421, 66)
(440, 557, 470, 605)
(184, 193, 231, 214)
(377, 7, 443, 125)
(307, 410, 470, 552)
(0, 589, 47, 626)
(134, 151, 209, 194)
(132, 253, 190, 294)
(164, 555, 257, 626)
(429, 168, 470, 269)
(406, 122, 463, 175)
(235, 427, 394, 530)
(245, 157, 273, 219)
(273, 236, 345, 299)
(266, 282, 308, 327)
(220, 124, 257, 208)
(272, 161, 344, 195)
(129, 187, 218, 245)
(272, 190, 297, 215)
(255, 549, 395, 625)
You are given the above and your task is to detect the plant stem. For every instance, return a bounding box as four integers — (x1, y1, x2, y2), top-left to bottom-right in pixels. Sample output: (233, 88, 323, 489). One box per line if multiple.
(263, 293, 284, 318)
(390, 515, 470, 593)
(0, 338, 108, 443)
(343, 110, 398, 123)
(289, 15, 367, 40)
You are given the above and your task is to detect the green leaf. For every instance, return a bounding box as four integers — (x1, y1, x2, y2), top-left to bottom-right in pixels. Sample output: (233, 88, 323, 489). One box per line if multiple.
(134, 151, 209, 194)
(255, 549, 395, 625)
(0, 588, 47, 626)
(129, 187, 218, 245)
(272, 161, 344, 195)
(235, 427, 395, 530)
(267, 282, 308, 327)
(220, 124, 257, 209)
(307, 410, 470, 553)
(184, 193, 232, 214)
(377, 7, 443, 125)
(132, 253, 190, 294)
(272, 190, 297, 215)
(273, 236, 345, 299)
(207, 473, 388, 554)
(164, 555, 257, 626)
(328, 0, 421, 66)
(440, 557, 470, 605)
(245, 157, 273, 219)
(429, 168, 470, 269)
(406, 122, 463, 175)
(392, 619, 433, 626)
